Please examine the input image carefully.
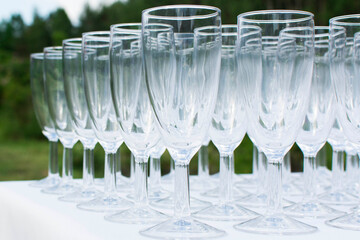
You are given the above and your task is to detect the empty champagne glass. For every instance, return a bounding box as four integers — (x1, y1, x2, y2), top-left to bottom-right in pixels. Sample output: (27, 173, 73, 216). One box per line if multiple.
(235, 10, 317, 234)
(326, 14, 360, 231)
(193, 25, 259, 221)
(59, 38, 99, 202)
(77, 31, 132, 212)
(105, 23, 167, 224)
(42, 46, 79, 195)
(29, 53, 60, 188)
(285, 26, 343, 218)
(140, 5, 225, 239)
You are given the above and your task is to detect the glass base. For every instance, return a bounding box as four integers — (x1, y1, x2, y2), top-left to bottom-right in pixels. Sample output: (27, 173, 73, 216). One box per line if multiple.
(193, 202, 259, 221)
(150, 195, 211, 212)
(77, 193, 133, 212)
(319, 190, 359, 205)
(284, 200, 345, 218)
(234, 175, 257, 188)
(326, 210, 360, 231)
(237, 193, 293, 208)
(58, 187, 100, 203)
(127, 188, 170, 201)
(29, 175, 60, 188)
(140, 217, 226, 239)
(105, 205, 168, 224)
(234, 213, 317, 234)
(282, 182, 302, 196)
(190, 177, 216, 192)
(201, 186, 249, 199)
(94, 178, 104, 186)
(41, 180, 79, 195)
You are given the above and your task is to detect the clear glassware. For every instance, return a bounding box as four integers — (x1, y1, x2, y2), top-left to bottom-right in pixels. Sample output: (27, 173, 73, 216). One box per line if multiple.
(42, 46, 79, 195)
(29, 53, 60, 188)
(234, 10, 317, 234)
(193, 25, 259, 222)
(147, 141, 170, 201)
(284, 26, 344, 218)
(319, 119, 358, 205)
(77, 31, 132, 212)
(316, 143, 331, 184)
(58, 38, 99, 203)
(104, 24, 167, 224)
(345, 142, 359, 196)
(326, 14, 360, 231)
(140, 5, 226, 239)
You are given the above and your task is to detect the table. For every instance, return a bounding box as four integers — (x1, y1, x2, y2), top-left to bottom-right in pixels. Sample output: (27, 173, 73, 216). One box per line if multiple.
(0, 181, 358, 240)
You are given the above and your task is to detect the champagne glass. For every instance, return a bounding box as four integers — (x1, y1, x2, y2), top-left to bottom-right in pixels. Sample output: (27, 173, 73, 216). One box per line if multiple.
(345, 142, 359, 196)
(326, 14, 360, 230)
(77, 31, 132, 212)
(141, 5, 225, 238)
(59, 38, 99, 202)
(284, 26, 344, 218)
(42, 46, 79, 195)
(29, 53, 60, 188)
(193, 25, 259, 221)
(104, 24, 167, 224)
(319, 118, 358, 204)
(235, 10, 317, 234)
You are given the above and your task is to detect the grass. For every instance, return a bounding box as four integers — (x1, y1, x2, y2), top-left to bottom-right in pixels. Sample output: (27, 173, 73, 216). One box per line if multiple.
(0, 136, 334, 181)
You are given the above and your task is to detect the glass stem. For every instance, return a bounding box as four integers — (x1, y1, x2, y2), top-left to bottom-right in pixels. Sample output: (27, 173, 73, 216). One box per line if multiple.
(257, 151, 267, 194)
(83, 147, 94, 188)
(104, 152, 116, 195)
(346, 154, 356, 186)
(174, 162, 190, 219)
(219, 153, 233, 204)
(266, 161, 282, 216)
(134, 156, 148, 207)
(331, 150, 344, 192)
(170, 157, 175, 175)
(62, 147, 73, 182)
(198, 145, 209, 178)
(149, 157, 161, 191)
(282, 152, 291, 182)
(303, 155, 316, 201)
(116, 148, 122, 181)
(130, 153, 135, 184)
(49, 141, 58, 177)
(252, 145, 258, 177)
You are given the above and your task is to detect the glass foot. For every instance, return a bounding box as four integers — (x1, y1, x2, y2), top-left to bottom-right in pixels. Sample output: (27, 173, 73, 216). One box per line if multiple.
(237, 193, 293, 208)
(150, 195, 211, 212)
(319, 190, 359, 205)
(282, 182, 302, 196)
(94, 178, 104, 186)
(284, 200, 345, 218)
(193, 202, 259, 221)
(58, 187, 100, 203)
(234, 174, 257, 188)
(190, 177, 216, 192)
(326, 210, 360, 231)
(140, 217, 226, 239)
(105, 205, 168, 224)
(77, 193, 133, 212)
(201, 186, 249, 199)
(41, 180, 79, 195)
(234, 213, 317, 234)
(29, 175, 60, 188)
(127, 189, 170, 201)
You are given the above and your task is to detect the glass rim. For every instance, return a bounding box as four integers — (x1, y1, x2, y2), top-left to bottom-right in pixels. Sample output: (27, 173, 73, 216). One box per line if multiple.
(110, 23, 141, 32)
(330, 14, 360, 26)
(142, 4, 220, 21)
(30, 52, 44, 59)
(63, 38, 82, 47)
(238, 10, 314, 24)
(82, 31, 110, 38)
(222, 25, 237, 36)
(44, 46, 62, 53)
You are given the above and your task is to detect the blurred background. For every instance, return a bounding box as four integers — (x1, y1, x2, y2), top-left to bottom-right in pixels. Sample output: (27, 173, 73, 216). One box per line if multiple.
(0, 0, 356, 180)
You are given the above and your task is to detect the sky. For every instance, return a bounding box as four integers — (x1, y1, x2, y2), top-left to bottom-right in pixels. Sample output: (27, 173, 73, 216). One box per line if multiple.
(0, 0, 117, 25)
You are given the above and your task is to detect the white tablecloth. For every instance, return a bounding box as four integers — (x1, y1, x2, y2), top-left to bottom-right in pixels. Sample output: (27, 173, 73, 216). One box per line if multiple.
(0, 181, 358, 240)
